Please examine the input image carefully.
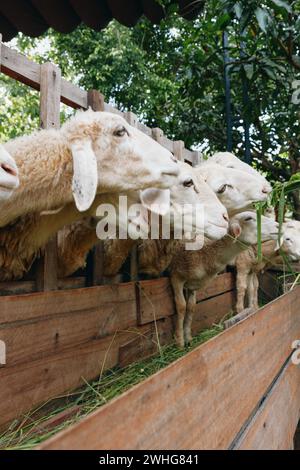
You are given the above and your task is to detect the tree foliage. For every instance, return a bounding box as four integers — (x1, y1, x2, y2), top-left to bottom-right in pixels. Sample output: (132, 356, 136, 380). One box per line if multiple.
(0, 0, 300, 212)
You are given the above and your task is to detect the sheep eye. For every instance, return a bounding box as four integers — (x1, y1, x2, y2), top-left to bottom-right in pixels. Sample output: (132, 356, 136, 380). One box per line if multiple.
(217, 184, 228, 194)
(244, 216, 254, 222)
(183, 178, 194, 188)
(114, 126, 128, 137)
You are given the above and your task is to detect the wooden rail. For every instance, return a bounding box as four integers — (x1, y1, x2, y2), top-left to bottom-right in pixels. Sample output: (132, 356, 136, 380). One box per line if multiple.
(0, 273, 235, 431)
(38, 287, 300, 450)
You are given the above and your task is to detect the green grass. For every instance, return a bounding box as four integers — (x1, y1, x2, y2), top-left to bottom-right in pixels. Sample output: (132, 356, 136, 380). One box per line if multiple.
(0, 323, 224, 450)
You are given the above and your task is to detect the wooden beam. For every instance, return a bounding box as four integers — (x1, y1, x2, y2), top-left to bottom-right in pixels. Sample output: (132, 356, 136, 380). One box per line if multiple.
(126, 111, 139, 282)
(86, 90, 105, 286)
(234, 361, 300, 450)
(35, 63, 61, 292)
(38, 288, 300, 450)
(0, 43, 87, 109)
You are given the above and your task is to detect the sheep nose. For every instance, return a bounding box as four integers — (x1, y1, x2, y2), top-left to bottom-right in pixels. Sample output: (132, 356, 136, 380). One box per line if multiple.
(1, 163, 18, 177)
(262, 186, 269, 194)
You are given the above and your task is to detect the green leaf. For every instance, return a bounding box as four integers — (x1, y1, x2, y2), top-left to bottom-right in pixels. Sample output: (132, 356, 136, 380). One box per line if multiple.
(243, 63, 254, 80)
(255, 7, 271, 33)
(271, 0, 292, 13)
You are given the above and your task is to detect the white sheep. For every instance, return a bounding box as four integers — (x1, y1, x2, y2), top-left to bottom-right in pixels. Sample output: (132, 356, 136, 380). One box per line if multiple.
(0, 162, 228, 281)
(170, 212, 279, 348)
(1, 109, 179, 227)
(235, 223, 300, 313)
(194, 162, 270, 215)
(0, 144, 19, 201)
(56, 161, 229, 279)
(209, 151, 272, 192)
(138, 161, 272, 277)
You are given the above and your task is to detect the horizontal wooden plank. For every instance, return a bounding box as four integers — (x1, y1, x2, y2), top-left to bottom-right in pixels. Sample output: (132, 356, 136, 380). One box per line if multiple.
(0, 282, 136, 324)
(234, 361, 300, 450)
(0, 277, 86, 296)
(39, 288, 300, 450)
(192, 290, 235, 332)
(196, 273, 235, 302)
(138, 278, 175, 325)
(119, 317, 173, 368)
(138, 274, 234, 326)
(0, 327, 151, 431)
(1, 44, 88, 109)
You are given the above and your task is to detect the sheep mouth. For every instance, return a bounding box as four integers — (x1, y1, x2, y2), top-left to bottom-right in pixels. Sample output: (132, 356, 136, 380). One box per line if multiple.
(0, 184, 16, 192)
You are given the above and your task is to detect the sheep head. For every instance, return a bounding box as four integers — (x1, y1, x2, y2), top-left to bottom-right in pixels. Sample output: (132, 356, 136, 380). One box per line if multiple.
(229, 212, 279, 245)
(167, 162, 228, 240)
(210, 151, 272, 194)
(62, 110, 179, 212)
(280, 222, 300, 261)
(0, 144, 19, 201)
(195, 163, 270, 215)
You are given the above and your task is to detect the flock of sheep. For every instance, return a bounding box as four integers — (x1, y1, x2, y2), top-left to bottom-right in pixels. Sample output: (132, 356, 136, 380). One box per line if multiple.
(1, 109, 300, 348)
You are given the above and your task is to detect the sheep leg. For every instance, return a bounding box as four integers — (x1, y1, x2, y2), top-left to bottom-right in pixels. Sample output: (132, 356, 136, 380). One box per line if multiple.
(236, 269, 249, 313)
(184, 290, 196, 345)
(249, 273, 259, 310)
(170, 275, 186, 349)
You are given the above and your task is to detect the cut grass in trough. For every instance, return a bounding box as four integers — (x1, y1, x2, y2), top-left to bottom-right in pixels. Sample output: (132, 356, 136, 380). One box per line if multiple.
(0, 323, 224, 450)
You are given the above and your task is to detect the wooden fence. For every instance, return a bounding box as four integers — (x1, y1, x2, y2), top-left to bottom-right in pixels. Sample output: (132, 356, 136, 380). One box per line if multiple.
(38, 287, 300, 450)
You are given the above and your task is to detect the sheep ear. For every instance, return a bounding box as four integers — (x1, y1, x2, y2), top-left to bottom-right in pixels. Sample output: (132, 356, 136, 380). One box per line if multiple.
(140, 188, 170, 216)
(71, 140, 98, 212)
(230, 222, 241, 239)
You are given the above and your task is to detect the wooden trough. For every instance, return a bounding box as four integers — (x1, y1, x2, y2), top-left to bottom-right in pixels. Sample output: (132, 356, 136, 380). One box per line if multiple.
(0, 40, 300, 450)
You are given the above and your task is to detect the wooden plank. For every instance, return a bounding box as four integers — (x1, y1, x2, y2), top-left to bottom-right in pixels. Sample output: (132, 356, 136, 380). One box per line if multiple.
(234, 362, 300, 450)
(0, 277, 86, 296)
(39, 288, 300, 450)
(196, 273, 235, 302)
(125, 112, 139, 282)
(87, 90, 105, 286)
(138, 274, 234, 325)
(192, 290, 235, 333)
(173, 140, 184, 161)
(137, 278, 175, 325)
(0, 43, 87, 109)
(35, 63, 61, 292)
(0, 327, 151, 431)
(119, 317, 173, 368)
(0, 282, 136, 324)
(0, 288, 137, 368)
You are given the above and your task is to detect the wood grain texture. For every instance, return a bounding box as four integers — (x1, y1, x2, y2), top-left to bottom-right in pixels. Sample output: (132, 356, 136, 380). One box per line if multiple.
(0, 327, 151, 431)
(138, 278, 175, 325)
(234, 361, 300, 450)
(0, 283, 137, 366)
(39, 288, 300, 450)
(36, 62, 61, 292)
(192, 290, 235, 332)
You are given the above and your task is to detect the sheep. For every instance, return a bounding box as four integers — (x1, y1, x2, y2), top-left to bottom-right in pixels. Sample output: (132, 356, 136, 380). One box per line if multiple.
(209, 151, 272, 192)
(57, 161, 229, 279)
(235, 223, 300, 313)
(138, 161, 272, 277)
(0, 162, 228, 281)
(0, 144, 19, 201)
(1, 109, 179, 227)
(169, 212, 279, 348)
(193, 162, 270, 215)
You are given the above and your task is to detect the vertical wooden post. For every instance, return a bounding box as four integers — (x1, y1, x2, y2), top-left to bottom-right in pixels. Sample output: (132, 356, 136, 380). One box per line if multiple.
(87, 90, 105, 286)
(173, 140, 184, 162)
(126, 111, 139, 281)
(36, 63, 61, 292)
(192, 150, 202, 167)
